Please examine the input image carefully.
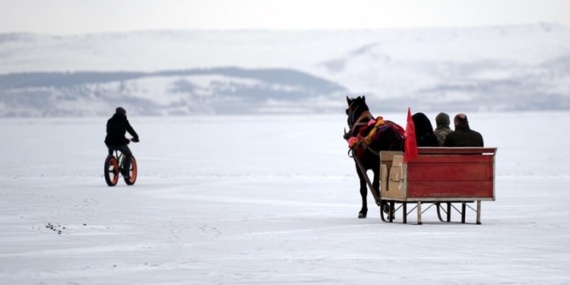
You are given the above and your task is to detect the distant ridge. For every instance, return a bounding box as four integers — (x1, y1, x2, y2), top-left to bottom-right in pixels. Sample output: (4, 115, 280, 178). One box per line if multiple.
(0, 68, 344, 91)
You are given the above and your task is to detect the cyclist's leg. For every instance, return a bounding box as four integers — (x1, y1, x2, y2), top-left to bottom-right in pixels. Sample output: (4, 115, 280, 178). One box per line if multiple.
(119, 145, 133, 176)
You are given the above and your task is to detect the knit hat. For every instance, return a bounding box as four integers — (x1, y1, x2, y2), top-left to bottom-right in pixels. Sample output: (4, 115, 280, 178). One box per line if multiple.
(435, 112, 450, 127)
(115, 107, 127, 115)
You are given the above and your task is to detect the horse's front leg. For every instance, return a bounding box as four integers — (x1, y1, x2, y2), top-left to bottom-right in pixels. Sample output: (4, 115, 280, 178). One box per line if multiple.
(356, 165, 368, 218)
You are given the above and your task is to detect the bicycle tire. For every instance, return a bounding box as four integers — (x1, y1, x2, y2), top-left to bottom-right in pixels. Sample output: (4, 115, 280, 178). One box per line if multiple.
(124, 156, 137, 185)
(104, 155, 119, 186)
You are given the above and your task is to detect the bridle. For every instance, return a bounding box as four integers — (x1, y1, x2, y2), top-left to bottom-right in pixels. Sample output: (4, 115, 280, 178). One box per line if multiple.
(346, 101, 359, 126)
(345, 101, 373, 138)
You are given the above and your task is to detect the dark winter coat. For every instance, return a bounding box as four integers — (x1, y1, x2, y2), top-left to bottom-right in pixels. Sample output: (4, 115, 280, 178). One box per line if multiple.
(412, 113, 439, 147)
(104, 113, 139, 146)
(443, 123, 483, 147)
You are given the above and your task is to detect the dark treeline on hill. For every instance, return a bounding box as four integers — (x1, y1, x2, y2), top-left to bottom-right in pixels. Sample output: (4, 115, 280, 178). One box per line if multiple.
(0, 67, 345, 92)
(0, 67, 348, 117)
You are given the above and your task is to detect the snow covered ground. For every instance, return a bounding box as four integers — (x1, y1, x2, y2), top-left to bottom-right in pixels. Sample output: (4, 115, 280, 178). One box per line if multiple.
(1, 112, 570, 284)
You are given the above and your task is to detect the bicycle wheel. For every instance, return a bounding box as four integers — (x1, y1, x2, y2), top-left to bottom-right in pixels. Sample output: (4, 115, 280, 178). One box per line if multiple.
(104, 155, 119, 186)
(124, 156, 137, 185)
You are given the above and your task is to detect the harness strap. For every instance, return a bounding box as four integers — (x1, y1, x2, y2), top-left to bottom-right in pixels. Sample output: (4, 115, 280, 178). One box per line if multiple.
(347, 141, 380, 158)
(348, 111, 372, 136)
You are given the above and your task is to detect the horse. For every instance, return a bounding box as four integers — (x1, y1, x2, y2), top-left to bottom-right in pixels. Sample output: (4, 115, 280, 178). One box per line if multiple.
(344, 96, 405, 218)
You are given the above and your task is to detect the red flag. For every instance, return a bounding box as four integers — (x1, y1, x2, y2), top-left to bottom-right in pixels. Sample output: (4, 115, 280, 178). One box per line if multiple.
(404, 107, 418, 163)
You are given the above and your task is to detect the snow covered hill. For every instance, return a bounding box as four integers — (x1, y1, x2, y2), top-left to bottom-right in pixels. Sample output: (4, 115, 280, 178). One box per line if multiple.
(0, 68, 346, 116)
(1, 23, 570, 116)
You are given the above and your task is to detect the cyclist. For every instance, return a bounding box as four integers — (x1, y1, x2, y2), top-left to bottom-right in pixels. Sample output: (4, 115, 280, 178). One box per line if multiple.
(104, 107, 139, 178)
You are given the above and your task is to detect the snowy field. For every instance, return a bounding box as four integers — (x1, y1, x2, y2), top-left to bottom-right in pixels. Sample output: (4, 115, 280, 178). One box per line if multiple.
(1, 112, 570, 284)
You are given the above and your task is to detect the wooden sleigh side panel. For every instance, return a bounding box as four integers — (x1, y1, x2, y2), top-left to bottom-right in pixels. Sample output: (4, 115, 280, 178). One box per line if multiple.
(380, 148, 497, 202)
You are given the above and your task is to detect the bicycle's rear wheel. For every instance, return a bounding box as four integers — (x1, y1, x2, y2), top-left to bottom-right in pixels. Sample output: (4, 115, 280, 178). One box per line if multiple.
(104, 156, 119, 186)
(124, 156, 137, 185)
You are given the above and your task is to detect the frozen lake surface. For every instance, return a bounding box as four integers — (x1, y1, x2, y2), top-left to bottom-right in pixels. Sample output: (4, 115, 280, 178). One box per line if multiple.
(1, 112, 570, 284)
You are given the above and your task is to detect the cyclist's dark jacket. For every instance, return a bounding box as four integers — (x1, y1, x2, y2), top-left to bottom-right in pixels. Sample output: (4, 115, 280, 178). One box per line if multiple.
(104, 113, 139, 146)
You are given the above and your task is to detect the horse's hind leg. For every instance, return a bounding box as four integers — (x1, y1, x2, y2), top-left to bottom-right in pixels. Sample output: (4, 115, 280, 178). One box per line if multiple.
(357, 166, 368, 218)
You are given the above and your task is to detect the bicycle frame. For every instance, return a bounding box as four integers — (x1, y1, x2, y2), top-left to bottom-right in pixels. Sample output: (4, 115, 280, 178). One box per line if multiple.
(115, 150, 125, 172)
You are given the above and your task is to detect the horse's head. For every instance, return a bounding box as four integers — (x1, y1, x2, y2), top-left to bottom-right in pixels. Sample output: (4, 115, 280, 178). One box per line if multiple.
(344, 96, 371, 139)
(346, 96, 370, 127)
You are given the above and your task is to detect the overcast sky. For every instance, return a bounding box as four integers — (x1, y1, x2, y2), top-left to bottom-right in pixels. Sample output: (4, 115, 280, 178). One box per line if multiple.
(1, 0, 569, 35)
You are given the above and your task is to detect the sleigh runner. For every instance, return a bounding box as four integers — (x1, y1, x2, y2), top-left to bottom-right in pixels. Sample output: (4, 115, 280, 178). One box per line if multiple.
(379, 147, 497, 224)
